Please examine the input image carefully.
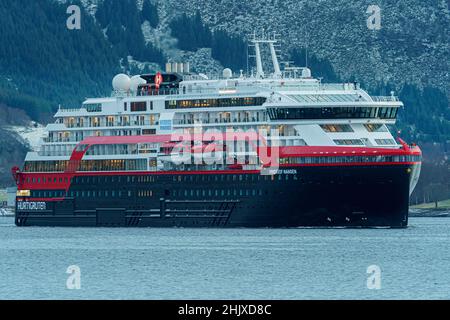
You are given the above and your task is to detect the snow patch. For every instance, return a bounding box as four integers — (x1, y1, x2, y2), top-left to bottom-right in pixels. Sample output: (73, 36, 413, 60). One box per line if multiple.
(53, 0, 99, 15)
(6, 123, 46, 152)
(127, 56, 160, 73)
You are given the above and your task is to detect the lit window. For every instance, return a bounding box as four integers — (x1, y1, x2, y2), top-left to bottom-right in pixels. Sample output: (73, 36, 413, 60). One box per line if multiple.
(333, 139, 365, 146)
(131, 102, 147, 112)
(320, 124, 354, 132)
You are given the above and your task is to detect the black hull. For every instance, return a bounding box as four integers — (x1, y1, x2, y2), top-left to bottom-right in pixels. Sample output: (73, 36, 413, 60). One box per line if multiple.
(15, 165, 414, 228)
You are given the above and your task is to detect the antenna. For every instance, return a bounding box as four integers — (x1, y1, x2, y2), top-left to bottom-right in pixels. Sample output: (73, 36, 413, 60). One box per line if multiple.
(305, 46, 308, 68)
(303, 25, 309, 68)
(246, 40, 249, 77)
(247, 30, 282, 79)
(254, 41, 264, 78)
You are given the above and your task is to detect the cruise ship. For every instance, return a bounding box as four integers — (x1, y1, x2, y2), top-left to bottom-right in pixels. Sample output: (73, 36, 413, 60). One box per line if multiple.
(12, 35, 422, 228)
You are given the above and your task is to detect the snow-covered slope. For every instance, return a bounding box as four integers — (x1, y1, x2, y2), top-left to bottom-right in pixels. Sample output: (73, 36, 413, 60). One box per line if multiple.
(64, 0, 449, 99)
(158, 0, 449, 95)
(6, 123, 46, 152)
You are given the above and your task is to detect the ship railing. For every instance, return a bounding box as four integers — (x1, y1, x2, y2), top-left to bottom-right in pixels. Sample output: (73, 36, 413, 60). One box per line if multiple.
(110, 82, 365, 98)
(173, 117, 261, 125)
(42, 137, 80, 143)
(38, 151, 72, 157)
(65, 123, 84, 128)
(60, 121, 159, 129)
(371, 96, 399, 102)
(136, 88, 180, 96)
(116, 86, 262, 97)
(241, 82, 360, 93)
(58, 107, 85, 113)
(319, 83, 360, 90)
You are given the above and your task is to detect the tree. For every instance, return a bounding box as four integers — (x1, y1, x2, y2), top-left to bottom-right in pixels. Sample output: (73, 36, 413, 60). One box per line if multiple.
(142, 0, 159, 28)
(290, 48, 339, 82)
(211, 30, 246, 71)
(170, 11, 212, 51)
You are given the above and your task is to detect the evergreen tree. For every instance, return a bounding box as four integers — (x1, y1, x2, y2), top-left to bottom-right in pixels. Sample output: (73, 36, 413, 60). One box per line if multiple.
(0, 0, 121, 120)
(211, 30, 246, 71)
(170, 11, 212, 51)
(142, 0, 159, 28)
(96, 0, 164, 64)
(290, 48, 339, 82)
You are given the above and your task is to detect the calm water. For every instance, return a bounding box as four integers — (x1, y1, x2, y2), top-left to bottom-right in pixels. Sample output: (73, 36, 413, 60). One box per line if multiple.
(0, 217, 449, 300)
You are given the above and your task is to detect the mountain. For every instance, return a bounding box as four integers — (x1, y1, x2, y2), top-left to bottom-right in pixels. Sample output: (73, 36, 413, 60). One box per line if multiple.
(0, 0, 448, 202)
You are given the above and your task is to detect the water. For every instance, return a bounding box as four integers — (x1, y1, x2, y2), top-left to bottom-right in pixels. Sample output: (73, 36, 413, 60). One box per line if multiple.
(0, 217, 449, 300)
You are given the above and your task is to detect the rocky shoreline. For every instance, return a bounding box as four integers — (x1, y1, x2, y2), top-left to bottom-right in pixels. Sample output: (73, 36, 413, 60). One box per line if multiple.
(409, 208, 450, 217)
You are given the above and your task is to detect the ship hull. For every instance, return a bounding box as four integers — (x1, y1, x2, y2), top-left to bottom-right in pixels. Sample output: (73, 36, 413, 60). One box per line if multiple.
(15, 163, 417, 228)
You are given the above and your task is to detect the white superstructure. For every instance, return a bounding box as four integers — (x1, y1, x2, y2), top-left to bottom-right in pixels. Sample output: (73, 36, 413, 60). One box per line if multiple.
(25, 35, 403, 171)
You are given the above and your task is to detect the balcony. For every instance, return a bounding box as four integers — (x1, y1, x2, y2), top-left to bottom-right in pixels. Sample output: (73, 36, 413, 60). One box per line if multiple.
(38, 151, 72, 157)
(42, 137, 80, 143)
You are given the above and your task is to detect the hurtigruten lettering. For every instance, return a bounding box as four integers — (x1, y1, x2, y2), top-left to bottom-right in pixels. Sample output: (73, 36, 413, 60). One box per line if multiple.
(17, 202, 46, 211)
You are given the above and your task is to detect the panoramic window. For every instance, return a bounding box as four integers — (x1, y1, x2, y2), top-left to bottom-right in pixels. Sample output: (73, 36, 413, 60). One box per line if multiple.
(267, 107, 398, 120)
(165, 97, 266, 109)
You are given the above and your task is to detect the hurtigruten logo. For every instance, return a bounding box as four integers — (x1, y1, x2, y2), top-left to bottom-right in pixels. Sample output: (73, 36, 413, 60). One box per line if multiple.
(17, 202, 46, 211)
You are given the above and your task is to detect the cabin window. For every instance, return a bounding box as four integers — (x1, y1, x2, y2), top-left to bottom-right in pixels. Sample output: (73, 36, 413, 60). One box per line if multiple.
(333, 139, 365, 146)
(131, 102, 147, 112)
(143, 129, 156, 135)
(320, 124, 354, 132)
(375, 139, 396, 145)
(85, 103, 102, 112)
(364, 124, 387, 132)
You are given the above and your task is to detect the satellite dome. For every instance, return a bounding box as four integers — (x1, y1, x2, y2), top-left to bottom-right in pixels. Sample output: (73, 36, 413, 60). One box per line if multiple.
(223, 68, 232, 79)
(112, 74, 131, 91)
(301, 68, 312, 78)
(130, 75, 146, 92)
